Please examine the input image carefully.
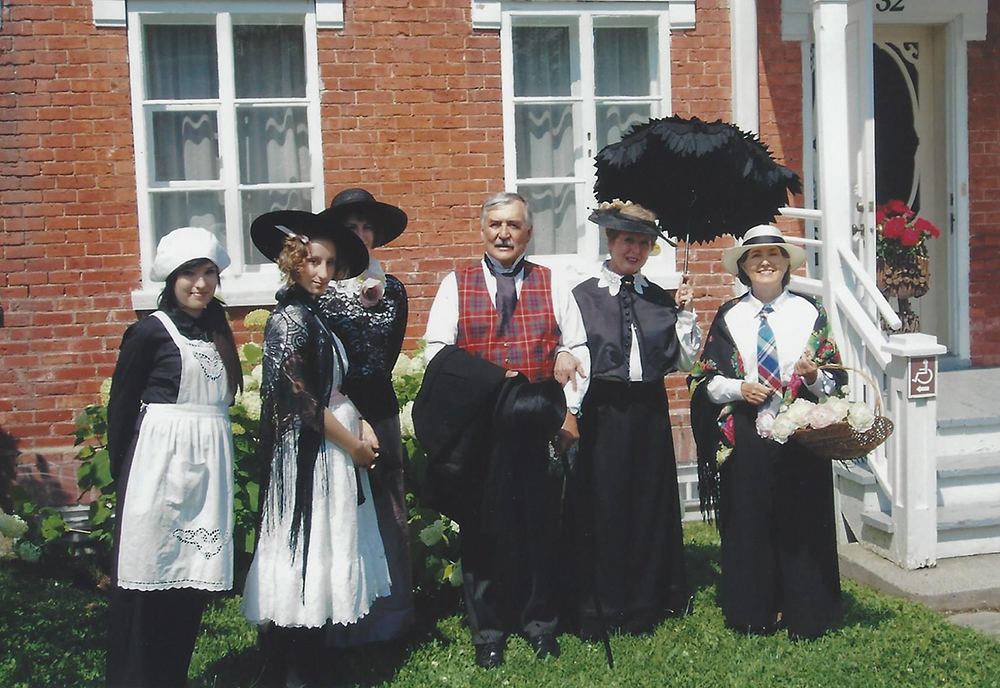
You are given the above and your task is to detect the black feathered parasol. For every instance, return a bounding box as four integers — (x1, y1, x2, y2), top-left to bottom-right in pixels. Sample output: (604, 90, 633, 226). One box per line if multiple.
(594, 115, 802, 269)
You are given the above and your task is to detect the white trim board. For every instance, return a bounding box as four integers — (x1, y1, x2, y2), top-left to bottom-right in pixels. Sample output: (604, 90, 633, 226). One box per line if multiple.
(93, 1, 343, 29)
(472, 1, 695, 31)
(781, 0, 988, 42)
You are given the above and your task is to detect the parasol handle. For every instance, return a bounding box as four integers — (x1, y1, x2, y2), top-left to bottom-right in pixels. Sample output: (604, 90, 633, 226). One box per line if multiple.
(683, 231, 691, 273)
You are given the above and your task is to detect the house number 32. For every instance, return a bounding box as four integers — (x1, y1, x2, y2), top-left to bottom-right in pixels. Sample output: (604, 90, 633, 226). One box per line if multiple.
(876, 0, 906, 11)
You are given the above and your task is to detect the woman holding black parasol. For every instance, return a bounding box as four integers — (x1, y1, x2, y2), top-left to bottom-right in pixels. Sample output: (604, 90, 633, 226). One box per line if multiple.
(564, 200, 701, 638)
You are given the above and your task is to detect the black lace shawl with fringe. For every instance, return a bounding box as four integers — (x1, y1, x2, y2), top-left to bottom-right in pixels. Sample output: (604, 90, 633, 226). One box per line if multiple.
(257, 285, 335, 591)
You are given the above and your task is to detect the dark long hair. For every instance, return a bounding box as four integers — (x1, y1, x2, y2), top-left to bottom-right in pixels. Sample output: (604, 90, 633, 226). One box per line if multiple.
(158, 258, 243, 399)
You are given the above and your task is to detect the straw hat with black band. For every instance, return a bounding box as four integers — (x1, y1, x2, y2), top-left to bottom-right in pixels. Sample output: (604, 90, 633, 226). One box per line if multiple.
(721, 224, 807, 278)
(250, 209, 369, 279)
(318, 188, 408, 249)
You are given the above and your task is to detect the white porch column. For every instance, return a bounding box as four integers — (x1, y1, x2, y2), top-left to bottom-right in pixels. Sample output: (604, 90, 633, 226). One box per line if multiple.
(731, 0, 759, 132)
(882, 333, 946, 569)
(811, 1, 853, 325)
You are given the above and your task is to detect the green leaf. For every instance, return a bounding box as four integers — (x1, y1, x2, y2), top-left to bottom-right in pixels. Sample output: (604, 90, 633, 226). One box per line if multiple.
(40, 513, 67, 541)
(419, 519, 445, 546)
(240, 342, 263, 366)
(246, 482, 259, 511)
(91, 449, 113, 489)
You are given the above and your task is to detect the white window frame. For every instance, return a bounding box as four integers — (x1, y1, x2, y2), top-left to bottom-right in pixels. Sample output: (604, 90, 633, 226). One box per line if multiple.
(499, 3, 682, 285)
(126, 0, 325, 309)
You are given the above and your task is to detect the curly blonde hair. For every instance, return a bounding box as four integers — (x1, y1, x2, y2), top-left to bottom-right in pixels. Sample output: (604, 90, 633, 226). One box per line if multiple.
(277, 236, 311, 285)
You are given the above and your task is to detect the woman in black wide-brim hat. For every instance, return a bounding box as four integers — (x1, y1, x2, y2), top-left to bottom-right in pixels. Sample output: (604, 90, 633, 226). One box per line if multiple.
(688, 224, 846, 640)
(564, 200, 701, 639)
(241, 209, 391, 686)
(315, 188, 416, 645)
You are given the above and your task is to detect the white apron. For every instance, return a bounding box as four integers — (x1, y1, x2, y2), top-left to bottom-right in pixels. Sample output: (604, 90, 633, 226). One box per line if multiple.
(116, 310, 235, 591)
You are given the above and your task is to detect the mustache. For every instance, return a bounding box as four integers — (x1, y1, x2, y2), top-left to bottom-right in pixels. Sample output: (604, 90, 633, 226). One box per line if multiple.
(494, 240, 515, 249)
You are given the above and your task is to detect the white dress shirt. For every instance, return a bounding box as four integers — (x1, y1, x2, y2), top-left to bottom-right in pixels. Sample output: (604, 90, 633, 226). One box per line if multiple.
(706, 290, 836, 416)
(424, 258, 591, 413)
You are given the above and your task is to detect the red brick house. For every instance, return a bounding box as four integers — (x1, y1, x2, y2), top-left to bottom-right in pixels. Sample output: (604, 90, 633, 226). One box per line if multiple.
(1, 0, 998, 567)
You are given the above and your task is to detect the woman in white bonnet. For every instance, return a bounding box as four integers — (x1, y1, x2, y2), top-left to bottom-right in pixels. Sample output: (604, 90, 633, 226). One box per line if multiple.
(106, 227, 241, 688)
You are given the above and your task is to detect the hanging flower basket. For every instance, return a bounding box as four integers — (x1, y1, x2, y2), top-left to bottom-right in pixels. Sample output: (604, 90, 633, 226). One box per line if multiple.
(876, 253, 930, 299)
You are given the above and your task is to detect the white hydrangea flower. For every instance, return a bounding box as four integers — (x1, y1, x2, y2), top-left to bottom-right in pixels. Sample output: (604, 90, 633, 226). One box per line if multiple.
(17, 541, 41, 562)
(251, 364, 263, 387)
(99, 377, 113, 406)
(807, 402, 842, 429)
(392, 353, 411, 380)
(399, 401, 415, 441)
(242, 375, 257, 393)
(0, 513, 29, 540)
(848, 402, 876, 432)
(770, 414, 797, 443)
(242, 392, 262, 422)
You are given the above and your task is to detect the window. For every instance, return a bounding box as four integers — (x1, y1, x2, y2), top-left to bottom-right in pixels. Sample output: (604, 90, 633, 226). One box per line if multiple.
(501, 8, 675, 276)
(127, 1, 323, 307)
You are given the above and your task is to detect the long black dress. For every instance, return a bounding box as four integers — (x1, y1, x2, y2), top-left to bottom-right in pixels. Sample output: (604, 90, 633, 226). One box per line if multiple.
(318, 269, 415, 644)
(565, 268, 696, 638)
(688, 292, 845, 639)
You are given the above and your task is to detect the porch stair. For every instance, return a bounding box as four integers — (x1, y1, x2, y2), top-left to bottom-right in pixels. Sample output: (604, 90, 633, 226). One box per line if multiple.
(839, 367, 1000, 561)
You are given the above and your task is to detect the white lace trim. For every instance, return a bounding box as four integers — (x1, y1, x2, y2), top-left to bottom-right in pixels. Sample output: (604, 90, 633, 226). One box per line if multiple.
(597, 262, 648, 296)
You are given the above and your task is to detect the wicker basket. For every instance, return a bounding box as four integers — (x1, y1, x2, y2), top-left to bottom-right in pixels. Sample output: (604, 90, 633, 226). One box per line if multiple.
(789, 365, 894, 461)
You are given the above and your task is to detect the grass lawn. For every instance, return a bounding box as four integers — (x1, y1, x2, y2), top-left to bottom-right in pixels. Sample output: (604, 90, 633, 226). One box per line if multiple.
(2, 523, 998, 687)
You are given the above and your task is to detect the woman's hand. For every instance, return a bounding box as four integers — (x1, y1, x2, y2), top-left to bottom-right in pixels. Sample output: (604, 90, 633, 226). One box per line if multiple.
(349, 439, 378, 469)
(794, 356, 819, 384)
(741, 381, 774, 406)
(676, 275, 694, 312)
(554, 411, 579, 453)
(361, 420, 380, 451)
(554, 351, 584, 390)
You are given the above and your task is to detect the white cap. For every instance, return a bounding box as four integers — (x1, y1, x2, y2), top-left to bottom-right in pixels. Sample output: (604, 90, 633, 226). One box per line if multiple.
(150, 227, 231, 282)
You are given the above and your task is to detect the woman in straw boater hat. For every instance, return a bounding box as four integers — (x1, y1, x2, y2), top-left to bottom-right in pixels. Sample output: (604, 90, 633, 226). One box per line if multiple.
(241, 209, 390, 686)
(316, 188, 415, 645)
(688, 224, 847, 640)
(106, 227, 241, 688)
(563, 200, 701, 639)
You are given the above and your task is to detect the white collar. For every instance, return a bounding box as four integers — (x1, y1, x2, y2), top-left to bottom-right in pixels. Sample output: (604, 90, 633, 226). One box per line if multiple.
(332, 256, 385, 297)
(742, 289, 791, 314)
(598, 262, 647, 296)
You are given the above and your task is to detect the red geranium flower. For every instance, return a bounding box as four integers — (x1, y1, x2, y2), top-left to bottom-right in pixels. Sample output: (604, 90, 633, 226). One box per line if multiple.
(875, 209, 887, 225)
(900, 227, 921, 246)
(882, 216, 906, 239)
(886, 199, 912, 217)
(914, 216, 940, 238)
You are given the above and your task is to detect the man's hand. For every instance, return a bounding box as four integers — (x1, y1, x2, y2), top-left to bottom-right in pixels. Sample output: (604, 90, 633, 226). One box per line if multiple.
(554, 351, 584, 390)
(554, 411, 579, 453)
(741, 381, 774, 406)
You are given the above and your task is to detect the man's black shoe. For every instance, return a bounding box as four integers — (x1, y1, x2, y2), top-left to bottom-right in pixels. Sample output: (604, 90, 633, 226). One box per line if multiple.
(474, 642, 505, 669)
(530, 633, 560, 659)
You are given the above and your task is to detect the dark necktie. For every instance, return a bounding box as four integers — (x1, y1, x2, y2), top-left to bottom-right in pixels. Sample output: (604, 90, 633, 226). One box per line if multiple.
(485, 256, 524, 337)
(757, 303, 782, 393)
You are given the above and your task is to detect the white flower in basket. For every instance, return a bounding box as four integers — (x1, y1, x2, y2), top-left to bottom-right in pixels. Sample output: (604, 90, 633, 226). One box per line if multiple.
(759, 395, 877, 444)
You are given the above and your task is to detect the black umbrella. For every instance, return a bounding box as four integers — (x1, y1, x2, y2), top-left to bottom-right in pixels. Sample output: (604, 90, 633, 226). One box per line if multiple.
(594, 115, 802, 270)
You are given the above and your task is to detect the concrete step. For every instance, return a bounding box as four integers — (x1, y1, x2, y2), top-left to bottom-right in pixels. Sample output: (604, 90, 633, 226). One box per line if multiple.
(936, 368, 1000, 455)
(937, 452, 1000, 507)
(937, 502, 1000, 558)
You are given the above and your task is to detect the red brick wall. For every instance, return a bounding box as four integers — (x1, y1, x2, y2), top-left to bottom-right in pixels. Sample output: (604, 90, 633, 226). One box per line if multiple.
(968, 0, 1000, 366)
(0, 0, 817, 501)
(1, 0, 137, 502)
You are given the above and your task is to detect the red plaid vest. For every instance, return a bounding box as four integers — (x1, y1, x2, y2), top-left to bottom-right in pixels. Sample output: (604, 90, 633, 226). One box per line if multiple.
(455, 261, 561, 382)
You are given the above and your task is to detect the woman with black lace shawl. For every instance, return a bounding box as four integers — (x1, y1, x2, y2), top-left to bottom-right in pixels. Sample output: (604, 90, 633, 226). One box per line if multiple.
(316, 188, 415, 644)
(241, 209, 390, 686)
(688, 225, 846, 641)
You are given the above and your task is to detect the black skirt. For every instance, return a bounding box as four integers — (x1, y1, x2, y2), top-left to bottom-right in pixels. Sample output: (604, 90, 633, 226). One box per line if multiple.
(564, 378, 687, 638)
(717, 403, 842, 639)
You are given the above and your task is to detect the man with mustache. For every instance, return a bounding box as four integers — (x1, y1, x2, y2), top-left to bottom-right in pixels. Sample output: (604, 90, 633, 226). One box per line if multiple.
(424, 192, 590, 668)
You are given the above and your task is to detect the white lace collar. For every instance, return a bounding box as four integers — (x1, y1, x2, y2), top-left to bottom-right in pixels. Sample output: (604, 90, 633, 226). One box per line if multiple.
(331, 256, 385, 302)
(597, 262, 647, 296)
